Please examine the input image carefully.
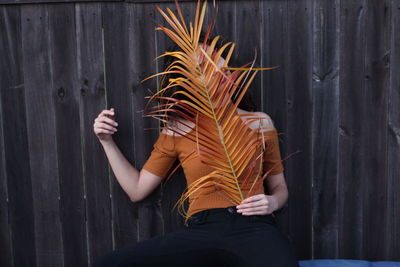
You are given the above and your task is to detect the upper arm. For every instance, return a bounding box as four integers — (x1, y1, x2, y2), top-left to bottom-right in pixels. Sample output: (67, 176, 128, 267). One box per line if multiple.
(265, 172, 287, 193)
(254, 113, 288, 197)
(142, 130, 178, 178)
(134, 168, 163, 202)
(257, 112, 284, 175)
(136, 131, 178, 201)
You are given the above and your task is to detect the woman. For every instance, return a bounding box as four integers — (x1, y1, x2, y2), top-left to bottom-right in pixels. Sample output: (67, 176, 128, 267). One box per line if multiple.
(92, 41, 300, 267)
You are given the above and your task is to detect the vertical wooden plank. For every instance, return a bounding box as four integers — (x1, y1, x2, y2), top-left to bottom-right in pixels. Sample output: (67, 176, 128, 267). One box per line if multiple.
(387, 0, 400, 260)
(261, 0, 289, 225)
(261, 1, 288, 131)
(362, 0, 391, 260)
(0, 97, 12, 267)
(47, 3, 88, 266)
(21, 4, 64, 266)
(102, 1, 139, 248)
(235, 0, 262, 111)
(338, 0, 367, 258)
(212, 1, 236, 38)
(311, 0, 340, 258)
(286, 0, 313, 260)
(213, 1, 236, 60)
(75, 3, 113, 264)
(261, 1, 294, 249)
(1, 5, 37, 266)
(0, 6, 17, 267)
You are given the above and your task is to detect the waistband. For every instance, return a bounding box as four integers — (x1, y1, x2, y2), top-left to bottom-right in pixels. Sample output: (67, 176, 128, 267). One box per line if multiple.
(185, 205, 276, 226)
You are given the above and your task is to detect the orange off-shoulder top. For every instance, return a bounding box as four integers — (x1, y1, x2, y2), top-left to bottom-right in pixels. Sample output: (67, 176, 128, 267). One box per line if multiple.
(142, 120, 284, 218)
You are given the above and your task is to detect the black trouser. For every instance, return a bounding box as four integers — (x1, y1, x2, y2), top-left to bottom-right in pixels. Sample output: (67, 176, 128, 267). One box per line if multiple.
(92, 206, 300, 267)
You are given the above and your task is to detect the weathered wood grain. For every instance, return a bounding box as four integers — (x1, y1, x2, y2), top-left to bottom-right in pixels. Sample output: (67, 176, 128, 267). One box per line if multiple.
(0, 0, 399, 264)
(212, 1, 236, 62)
(0, 6, 37, 266)
(285, 0, 313, 260)
(102, 1, 139, 249)
(0, 7, 16, 266)
(362, 0, 391, 260)
(21, 4, 63, 266)
(47, 3, 88, 266)
(387, 0, 400, 260)
(235, 0, 262, 111)
(311, 0, 340, 258)
(338, 0, 367, 258)
(261, 0, 290, 236)
(0, 74, 13, 267)
(75, 2, 113, 264)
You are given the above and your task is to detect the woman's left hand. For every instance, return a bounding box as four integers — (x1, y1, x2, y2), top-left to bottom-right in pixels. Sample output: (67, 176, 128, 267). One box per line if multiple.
(236, 194, 278, 215)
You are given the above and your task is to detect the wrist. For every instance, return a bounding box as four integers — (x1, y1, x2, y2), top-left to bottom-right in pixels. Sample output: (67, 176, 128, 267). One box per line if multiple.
(270, 195, 279, 212)
(100, 139, 115, 147)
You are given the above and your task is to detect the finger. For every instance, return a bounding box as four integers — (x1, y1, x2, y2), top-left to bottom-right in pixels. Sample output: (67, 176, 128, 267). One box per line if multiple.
(97, 116, 118, 126)
(236, 201, 263, 210)
(99, 116, 118, 126)
(98, 109, 115, 118)
(237, 206, 266, 213)
(100, 109, 114, 117)
(96, 122, 117, 132)
(93, 121, 117, 131)
(240, 194, 265, 204)
(96, 129, 114, 135)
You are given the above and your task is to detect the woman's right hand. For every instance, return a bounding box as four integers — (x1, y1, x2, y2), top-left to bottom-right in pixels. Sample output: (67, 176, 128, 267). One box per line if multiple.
(93, 108, 118, 144)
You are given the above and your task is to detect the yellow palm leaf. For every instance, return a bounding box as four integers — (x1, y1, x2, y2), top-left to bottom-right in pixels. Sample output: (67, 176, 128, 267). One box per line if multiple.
(143, 0, 276, 221)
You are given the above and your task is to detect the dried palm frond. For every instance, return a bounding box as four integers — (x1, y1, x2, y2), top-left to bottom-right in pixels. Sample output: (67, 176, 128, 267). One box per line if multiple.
(142, 0, 279, 221)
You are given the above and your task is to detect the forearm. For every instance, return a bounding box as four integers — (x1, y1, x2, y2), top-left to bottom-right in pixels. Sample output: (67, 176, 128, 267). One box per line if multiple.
(100, 140, 139, 200)
(269, 183, 288, 212)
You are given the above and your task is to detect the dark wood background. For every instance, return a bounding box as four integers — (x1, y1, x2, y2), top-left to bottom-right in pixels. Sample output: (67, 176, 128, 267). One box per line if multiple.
(1, 0, 399, 266)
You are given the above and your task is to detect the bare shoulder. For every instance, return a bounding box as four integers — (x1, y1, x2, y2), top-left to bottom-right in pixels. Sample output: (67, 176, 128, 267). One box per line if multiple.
(161, 126, 173, 135)
(161, 119, 194, 136)
(254, 111, 275, 130)
(237, 108, 275, 131)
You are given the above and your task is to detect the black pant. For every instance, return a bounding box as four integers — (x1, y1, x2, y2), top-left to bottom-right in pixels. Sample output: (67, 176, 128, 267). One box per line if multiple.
(93, 206, 300, 267)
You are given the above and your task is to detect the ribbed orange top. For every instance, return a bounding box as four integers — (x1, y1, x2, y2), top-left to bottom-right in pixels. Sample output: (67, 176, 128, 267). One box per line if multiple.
(142, 120, 284, 218)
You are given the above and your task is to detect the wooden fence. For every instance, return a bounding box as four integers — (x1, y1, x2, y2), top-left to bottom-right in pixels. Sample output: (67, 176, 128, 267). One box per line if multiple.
(0, 0, 399, 266)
